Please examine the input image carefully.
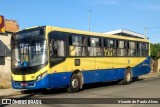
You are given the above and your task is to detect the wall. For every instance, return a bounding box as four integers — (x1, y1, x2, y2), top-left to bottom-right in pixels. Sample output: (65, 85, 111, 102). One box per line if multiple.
(0, 33, 11, 80)
(5, 20, 19, 32)
(151, 59, 160, 72)
(0, 19, 19, 82)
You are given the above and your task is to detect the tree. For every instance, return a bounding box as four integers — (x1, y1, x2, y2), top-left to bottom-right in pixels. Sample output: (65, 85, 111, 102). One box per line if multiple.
(150, 43, 160, 59)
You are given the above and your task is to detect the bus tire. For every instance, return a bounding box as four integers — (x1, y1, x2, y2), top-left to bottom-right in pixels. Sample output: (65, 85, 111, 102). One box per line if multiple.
(67, 73, 80, 93)
(121, 69, 132, 85)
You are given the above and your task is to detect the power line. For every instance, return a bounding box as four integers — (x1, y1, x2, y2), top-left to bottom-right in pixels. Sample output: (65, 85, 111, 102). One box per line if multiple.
(143, 26, 160, 37)
(146, 26, 160, 29)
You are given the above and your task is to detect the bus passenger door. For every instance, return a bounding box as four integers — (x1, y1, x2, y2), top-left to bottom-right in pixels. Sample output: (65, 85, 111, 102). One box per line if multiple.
(49, 31, 68, 88)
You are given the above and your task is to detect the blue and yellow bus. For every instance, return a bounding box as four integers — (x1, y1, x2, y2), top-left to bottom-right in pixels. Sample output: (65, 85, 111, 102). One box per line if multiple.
(11, 26, 150, 92)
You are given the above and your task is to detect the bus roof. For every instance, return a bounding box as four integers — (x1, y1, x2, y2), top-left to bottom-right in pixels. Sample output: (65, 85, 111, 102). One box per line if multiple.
(15, 26, 150, 42)
(48, 26, 149, 42)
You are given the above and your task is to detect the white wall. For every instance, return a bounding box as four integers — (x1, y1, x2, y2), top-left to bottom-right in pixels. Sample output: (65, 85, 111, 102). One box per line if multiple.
(0, 33, 11, 80)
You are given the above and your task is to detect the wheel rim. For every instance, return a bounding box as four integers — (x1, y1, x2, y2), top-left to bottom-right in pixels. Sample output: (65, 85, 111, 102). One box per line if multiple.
(126, 73, 131, 82)
(72, 79, 79, 88)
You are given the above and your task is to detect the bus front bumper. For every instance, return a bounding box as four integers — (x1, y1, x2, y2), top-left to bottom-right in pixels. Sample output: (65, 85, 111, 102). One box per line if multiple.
(12, 75, 51, 90)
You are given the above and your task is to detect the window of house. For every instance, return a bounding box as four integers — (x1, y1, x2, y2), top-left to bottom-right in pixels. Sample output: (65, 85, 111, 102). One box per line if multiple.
(0, 56, 5, 65)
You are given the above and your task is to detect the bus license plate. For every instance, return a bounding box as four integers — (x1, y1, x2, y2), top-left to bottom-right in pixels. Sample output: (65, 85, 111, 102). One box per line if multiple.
(21, 83, 27, 86)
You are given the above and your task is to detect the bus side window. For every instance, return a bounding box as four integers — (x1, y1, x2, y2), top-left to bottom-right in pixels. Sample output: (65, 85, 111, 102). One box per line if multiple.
(69, 35, 87, 56)
(88, 37, 103, 56)
(69, 35, 82, 56)
(50, 39, 65, 57)
(50, 39, 54, 57)
(143, 43, 148, 56)
(137, 42, 143, 57)
(104, 39, 115, 56)
(128, 41, 136, 56)
(117, 40, 124, 56)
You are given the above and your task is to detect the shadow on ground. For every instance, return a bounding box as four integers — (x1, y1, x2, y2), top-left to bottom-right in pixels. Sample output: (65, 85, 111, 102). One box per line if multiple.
(19, 77, 143, 98)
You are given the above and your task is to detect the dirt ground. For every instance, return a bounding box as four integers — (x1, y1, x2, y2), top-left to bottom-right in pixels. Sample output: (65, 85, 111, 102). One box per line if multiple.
(0, 78, 11, 89)
(139, 72, 160, 79)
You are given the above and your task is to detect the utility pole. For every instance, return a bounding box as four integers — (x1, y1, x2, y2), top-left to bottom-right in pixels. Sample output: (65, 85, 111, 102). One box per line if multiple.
(88, 10, 91, 32)
(144, 26, 148, 39)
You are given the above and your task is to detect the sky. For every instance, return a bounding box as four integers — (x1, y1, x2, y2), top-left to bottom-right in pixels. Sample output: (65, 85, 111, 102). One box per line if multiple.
(0, 0, 160, 43)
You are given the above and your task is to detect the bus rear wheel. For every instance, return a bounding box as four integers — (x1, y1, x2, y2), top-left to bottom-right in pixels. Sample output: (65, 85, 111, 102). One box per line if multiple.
(121, 69, 132, 85)
(67, 74, 80, 93)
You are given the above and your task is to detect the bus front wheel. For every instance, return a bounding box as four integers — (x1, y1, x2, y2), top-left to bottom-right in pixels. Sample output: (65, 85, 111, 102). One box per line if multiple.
(67, 73, 80, 93)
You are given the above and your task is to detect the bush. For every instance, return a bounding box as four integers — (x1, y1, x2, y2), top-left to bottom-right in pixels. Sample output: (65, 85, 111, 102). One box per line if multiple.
(150, 43, 160, 60)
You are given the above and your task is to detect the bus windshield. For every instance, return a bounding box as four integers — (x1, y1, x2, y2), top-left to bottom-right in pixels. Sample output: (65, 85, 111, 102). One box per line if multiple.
(12, 39, 48, 68)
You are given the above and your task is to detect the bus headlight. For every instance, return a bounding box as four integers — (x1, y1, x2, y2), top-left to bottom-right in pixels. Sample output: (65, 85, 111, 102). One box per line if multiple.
(36, 71, 47, 81)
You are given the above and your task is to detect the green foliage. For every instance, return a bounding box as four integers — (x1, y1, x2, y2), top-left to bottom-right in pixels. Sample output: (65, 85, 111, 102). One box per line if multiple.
(150, 43, 160, 59)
